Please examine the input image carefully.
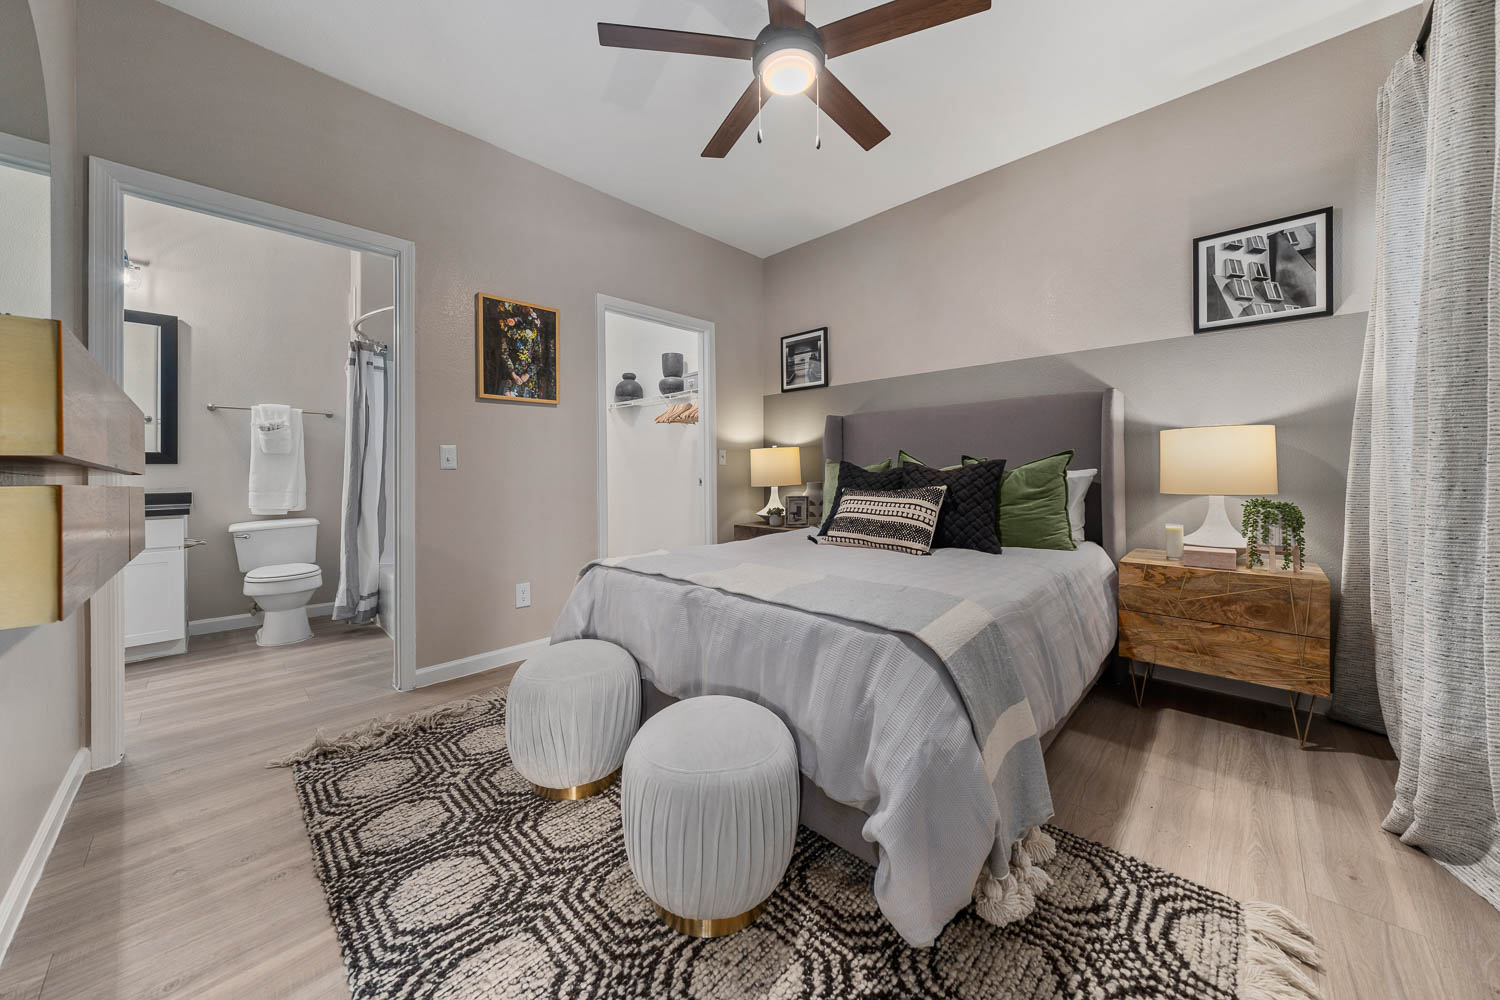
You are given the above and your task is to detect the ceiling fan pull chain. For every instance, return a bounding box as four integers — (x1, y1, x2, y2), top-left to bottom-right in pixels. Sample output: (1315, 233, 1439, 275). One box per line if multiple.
(815, 72, 822, 150)
(757, 76, 764, 144)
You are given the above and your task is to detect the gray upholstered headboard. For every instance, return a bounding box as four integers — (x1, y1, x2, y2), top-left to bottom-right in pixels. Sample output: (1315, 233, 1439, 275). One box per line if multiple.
(823, 389, 1126, 559)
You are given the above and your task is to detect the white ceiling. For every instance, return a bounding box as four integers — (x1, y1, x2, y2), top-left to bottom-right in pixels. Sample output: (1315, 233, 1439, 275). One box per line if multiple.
(158, 0, 1415, 258)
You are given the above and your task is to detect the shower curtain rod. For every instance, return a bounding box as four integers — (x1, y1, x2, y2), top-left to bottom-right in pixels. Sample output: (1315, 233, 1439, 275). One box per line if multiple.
(207, 403, 336, 418)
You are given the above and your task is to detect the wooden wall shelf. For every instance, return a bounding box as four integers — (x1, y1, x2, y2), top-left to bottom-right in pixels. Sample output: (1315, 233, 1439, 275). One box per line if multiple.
(0, 485, 146, 630)
(0, 315, 146, 474)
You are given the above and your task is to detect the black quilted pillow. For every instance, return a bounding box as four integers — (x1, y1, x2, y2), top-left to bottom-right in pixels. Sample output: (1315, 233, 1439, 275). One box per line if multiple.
(817, 460, 905, 537)
(900, 458, 1007, 553)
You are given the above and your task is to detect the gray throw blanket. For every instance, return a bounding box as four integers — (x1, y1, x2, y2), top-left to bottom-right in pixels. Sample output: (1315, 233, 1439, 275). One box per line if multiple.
(585, 544, 1058, 924)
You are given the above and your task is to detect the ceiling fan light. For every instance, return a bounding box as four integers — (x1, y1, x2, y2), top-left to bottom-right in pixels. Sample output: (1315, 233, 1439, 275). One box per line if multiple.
(760, 47, 818, 96)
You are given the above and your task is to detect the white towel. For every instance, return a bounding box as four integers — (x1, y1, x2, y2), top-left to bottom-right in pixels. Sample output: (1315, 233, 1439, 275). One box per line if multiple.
(249, 404, 306, 515)
(254, 403, 294, 454)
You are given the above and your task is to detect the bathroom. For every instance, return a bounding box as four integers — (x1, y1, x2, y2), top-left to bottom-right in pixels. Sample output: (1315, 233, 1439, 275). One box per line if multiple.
(119, 196, 396, 667)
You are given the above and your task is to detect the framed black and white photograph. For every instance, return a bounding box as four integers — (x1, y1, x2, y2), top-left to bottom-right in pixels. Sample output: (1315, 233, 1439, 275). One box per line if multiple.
(781, 327, 828, 392)
(1193, 208, 1333, 333)
(785, 495, 809, 528)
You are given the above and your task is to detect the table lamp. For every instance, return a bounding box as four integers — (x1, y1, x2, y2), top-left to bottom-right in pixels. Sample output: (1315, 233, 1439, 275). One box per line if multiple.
(1160, 424, 1277, 549)
(750, 445, 802, 519)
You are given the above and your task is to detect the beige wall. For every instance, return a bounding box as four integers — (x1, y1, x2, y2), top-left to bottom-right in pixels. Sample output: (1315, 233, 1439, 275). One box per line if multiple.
(0, 162, 50, 318)
(760, 11, 1422, 630)
(75, 0, 765, 669)
(0, 0, 86, 929)
(124, 197, 355, 622)
(762, 12, 1418, 392)
(0, 0, 47, 144)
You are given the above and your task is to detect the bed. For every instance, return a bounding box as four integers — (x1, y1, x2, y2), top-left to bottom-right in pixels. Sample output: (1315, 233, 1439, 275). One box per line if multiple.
(553, 389, 1125, 947)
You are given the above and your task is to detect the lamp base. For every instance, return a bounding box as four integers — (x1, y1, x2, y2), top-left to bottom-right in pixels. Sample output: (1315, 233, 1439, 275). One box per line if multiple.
(755, 485, 784, 520)
(1183, 495, 1248, 550)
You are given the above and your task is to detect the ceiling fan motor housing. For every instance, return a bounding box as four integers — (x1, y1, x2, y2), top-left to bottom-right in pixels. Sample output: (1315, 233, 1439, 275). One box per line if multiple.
(752, 23, 826, 81)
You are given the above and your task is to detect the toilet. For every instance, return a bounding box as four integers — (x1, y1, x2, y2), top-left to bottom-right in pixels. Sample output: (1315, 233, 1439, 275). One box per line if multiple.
(228, 517, 323, 646)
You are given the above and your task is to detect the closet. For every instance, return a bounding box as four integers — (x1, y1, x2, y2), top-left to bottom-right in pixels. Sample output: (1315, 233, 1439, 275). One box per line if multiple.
(602, 309, 707, 556)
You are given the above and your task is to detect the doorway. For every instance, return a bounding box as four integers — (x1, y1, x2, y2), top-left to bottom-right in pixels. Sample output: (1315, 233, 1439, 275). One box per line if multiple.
(595, 296, 716, 557)
(87, 157, 417, 768)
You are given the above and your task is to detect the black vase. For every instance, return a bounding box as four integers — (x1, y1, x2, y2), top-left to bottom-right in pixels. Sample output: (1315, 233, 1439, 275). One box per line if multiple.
(614, 373, 644, 403)
(659, 376, 685, 395)
(661, 352, 685, 378)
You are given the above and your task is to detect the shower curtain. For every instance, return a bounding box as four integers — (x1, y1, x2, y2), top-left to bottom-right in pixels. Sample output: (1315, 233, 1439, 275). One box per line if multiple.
(1334, 0, 1500, 911)
(333, 342, 388, 625)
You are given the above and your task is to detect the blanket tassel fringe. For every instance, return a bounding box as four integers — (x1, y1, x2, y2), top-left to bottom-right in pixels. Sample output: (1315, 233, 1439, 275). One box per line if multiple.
(1237, 901, 1323, 1000)
(267, 690, 504, 768)
(972, 826, 1055, 926)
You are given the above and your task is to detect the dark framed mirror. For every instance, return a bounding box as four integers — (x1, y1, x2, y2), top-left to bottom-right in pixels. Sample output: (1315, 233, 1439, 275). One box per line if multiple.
(123, 309, 180, 464)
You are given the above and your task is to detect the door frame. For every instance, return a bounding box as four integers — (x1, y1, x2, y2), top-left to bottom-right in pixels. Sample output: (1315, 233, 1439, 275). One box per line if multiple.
(86, 157, 420, 768)
(594, 295, 717, 558)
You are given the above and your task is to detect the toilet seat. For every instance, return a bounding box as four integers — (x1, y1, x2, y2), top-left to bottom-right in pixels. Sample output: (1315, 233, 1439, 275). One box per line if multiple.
(245, 562, 321, 585)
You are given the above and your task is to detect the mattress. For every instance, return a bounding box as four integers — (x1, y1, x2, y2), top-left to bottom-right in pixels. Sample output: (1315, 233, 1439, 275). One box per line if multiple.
(552, 530, 1117, 946)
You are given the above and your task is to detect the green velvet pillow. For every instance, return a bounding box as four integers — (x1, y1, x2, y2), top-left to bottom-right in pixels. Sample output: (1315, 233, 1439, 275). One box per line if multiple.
(963, 450, 1076, 551)
(818, 457, 893, 526)
(898, 449, 961, 471)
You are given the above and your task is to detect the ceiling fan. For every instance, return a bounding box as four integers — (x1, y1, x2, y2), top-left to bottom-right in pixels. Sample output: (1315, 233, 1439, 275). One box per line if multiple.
(598, 0, 992, 157)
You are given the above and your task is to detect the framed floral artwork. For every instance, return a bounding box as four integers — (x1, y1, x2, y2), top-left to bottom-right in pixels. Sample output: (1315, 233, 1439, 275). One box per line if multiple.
(476, 293, 559, 404)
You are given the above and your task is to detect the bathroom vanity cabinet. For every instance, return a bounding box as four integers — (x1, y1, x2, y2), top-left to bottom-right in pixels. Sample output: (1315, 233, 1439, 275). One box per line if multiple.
(124, 515, 189, 661)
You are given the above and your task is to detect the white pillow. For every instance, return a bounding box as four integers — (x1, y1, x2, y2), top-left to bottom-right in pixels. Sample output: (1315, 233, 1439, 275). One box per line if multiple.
(1067, 469, 1098, 545)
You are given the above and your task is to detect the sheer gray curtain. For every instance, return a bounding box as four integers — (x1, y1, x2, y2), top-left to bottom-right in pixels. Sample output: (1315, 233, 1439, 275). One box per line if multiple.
(1334, 0, 1500, 910)
(333, 343, 388, 625)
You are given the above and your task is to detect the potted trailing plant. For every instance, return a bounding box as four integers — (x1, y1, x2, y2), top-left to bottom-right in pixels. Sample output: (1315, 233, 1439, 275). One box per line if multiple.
(766, 506, 785, 527)
(1240, 498, 1306, 571)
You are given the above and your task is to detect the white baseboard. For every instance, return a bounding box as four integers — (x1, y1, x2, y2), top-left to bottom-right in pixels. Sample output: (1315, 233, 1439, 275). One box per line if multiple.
(414, 636, 550, 688)
(189, 602, 335, 637)
(0, 747, 89, 965)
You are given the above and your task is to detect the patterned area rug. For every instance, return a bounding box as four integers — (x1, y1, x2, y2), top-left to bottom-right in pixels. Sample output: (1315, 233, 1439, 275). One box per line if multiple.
(279, 693, 1321, 1000)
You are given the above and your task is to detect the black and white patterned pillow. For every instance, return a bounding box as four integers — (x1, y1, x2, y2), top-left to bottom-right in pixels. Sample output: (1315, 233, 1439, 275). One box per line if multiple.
(817, 461, 905, 537)
(813, 486, 948, 555)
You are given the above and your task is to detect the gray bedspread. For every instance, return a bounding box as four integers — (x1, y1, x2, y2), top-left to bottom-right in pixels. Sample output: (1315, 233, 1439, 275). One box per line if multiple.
(553, 531, 1117, 946)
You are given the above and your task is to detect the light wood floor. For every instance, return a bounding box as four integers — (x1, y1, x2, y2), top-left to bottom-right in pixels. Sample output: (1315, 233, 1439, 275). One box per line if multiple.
(1, 625, 1496, 999)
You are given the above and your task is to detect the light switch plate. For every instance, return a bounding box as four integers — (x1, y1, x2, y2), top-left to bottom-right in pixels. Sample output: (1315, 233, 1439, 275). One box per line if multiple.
(515, 582, 531, 609)
(718, 449, 727, 466)
(439, 444, 458, 470)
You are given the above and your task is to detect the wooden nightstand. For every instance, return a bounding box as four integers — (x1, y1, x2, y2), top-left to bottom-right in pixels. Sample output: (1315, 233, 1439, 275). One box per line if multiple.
(1116, 547, 1331, 746)
(731, 522, 802, 540)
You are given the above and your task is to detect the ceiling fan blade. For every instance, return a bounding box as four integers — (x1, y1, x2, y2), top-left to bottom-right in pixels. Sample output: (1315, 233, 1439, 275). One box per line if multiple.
(810, 68, 890, 150)
(818, 0, 991, 58)
(597, 23, 755, 60)
(702, 80, 770, 158)
(768, 0, 806, 28)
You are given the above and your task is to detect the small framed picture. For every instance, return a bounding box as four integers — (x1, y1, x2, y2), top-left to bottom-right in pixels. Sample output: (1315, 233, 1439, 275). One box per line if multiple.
(785, 495, 809, 528)
(475, 293, 559, 404)
(781, 327, 828, 392)
(1192, 207, 1333, 334)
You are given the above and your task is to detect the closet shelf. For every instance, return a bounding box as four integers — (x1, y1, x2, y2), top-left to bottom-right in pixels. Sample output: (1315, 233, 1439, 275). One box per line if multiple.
(609, 389, 699, 410)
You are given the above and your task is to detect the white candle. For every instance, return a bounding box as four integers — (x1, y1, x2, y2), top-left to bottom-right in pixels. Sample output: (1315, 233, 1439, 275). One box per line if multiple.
(1165, 523, 1184, 560)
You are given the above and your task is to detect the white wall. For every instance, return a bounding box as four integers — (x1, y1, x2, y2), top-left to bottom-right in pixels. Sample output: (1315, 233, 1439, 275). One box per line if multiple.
(0, 159, 50, 318)
(123, 196, 355, 623)
(604, 313, 702, 557)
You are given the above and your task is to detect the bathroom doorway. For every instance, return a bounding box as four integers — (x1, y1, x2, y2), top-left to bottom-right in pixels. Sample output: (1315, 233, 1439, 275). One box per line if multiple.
(595, 296, 717, 557)
(88, 158, 417, 767)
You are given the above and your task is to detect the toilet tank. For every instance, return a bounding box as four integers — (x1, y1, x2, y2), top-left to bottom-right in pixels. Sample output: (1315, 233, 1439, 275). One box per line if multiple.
(228, 517, 319, 572)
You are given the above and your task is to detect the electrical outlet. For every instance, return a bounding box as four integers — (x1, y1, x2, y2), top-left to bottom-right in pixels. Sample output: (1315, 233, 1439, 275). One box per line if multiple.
(439, 444, 458, 470)
(718, 449, 728, 466)
(515, 582, 531, 609)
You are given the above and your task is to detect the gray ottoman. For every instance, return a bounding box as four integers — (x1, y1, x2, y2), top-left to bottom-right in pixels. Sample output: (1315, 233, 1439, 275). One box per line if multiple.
(621, 695, 799, 937)
(505, 639, 639, 799)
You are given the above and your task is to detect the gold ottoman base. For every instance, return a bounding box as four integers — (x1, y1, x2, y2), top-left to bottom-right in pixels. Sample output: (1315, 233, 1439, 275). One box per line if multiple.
(529, 768, 619, 801)
(654, 901, 766, 938)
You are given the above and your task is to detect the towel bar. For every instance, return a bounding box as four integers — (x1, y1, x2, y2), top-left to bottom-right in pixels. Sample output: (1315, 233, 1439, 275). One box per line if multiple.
(206, 404, 335, 418)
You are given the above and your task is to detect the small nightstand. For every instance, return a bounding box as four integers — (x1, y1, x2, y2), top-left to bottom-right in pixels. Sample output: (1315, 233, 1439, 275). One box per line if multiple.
(731, 522, 801, 541)
(1116, 547, 1331, 746)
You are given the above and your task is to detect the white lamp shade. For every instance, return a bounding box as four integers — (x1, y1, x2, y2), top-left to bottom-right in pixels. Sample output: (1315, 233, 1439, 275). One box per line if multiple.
(1160, 425, 1278, 496)
(750, 446, 802, 488)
